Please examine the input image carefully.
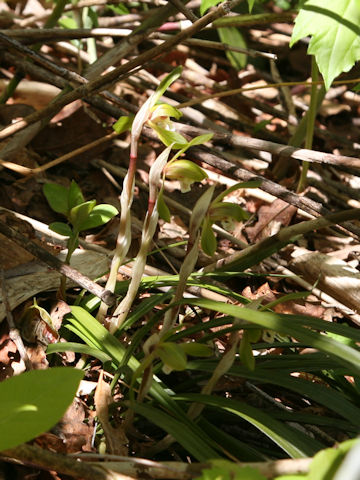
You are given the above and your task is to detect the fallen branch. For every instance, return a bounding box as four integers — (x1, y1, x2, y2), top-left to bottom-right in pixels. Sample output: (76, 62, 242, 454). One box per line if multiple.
(0, 444, 312, 479)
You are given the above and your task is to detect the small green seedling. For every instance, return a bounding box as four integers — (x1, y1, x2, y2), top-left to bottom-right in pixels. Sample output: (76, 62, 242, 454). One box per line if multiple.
(43, 180, 118, 297)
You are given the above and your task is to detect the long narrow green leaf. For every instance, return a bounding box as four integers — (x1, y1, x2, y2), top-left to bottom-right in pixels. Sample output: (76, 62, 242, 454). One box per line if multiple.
(187, 361, 360, 426)
(199, 418, 267, 461)
(47, 342, 112, 363)
(255, 353, 346, 372)
(67, 307, 233, 459)
(183, 299, 360, 375)
(130, 402, 219, 461)
(175, 394, 323, 458)
(271, 411, 357, 432)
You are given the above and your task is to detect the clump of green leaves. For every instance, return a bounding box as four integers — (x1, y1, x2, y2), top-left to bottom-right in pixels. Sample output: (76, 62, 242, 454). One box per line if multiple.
(43, 180, 118, 259)
(43, 180, 118, 296)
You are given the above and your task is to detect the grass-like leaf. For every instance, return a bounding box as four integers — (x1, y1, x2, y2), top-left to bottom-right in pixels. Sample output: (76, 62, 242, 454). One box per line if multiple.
(129, 402, 219, 461)
(176, 393, 323, 458)
(184, 299, 360, 376)
(187, 361, 360, 426)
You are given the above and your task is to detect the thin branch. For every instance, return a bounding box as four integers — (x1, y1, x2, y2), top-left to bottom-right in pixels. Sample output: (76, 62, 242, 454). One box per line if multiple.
(167, 0, 199, 22)
(176, 123, 360, 169)
(153, 33, 277, 60)
(0, 28, 135, 42)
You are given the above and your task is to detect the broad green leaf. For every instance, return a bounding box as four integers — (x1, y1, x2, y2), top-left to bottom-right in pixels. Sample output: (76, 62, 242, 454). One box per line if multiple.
(290, 0, 360, 89)
(49, 222, 72, 237)
(157, 189, 171, 222)
(78, 204, 118, 231)
(68, 180, 84, 210)
(69, 200, 96, 228)
(43, 183, 69, 215)
(113, 115, 133, 134)
(200, 0, 222, 16)
(157, 342, 187, 372)
(218, 27, 247, 70)
(150, 123, 189, 149)
(179, 342, 213, 357)
(201, 216, 217, 256)
(0, 368, 83, 451)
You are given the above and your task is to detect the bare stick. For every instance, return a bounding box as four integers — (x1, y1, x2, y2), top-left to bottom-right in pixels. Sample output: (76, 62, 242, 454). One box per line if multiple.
(167, 0, 199, 22)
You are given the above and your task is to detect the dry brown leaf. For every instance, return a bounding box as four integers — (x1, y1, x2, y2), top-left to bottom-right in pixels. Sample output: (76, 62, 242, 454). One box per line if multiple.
(53, 398, 95, 453)
(245, 199, 297, 242)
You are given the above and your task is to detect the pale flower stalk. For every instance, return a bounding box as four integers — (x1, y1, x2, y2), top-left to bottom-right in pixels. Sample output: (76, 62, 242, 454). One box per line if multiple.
(108, 146, 172, 333)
